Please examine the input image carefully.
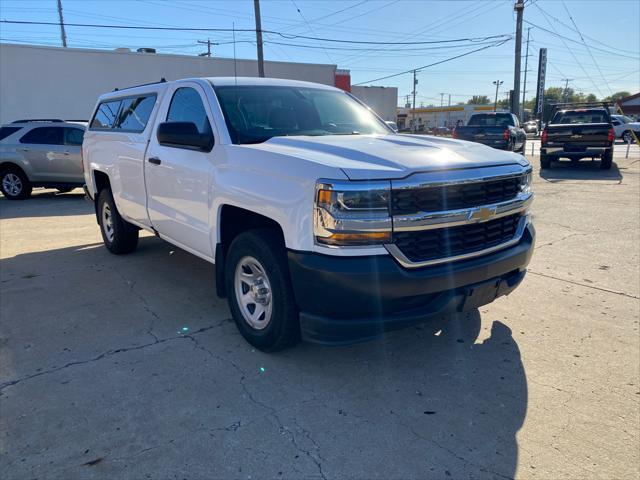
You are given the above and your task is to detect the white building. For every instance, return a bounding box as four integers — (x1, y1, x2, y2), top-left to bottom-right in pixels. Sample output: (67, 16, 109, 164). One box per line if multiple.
(0, 43, 393, 124)
(396, 104, 507, 131)
(351, 86, 398, 122)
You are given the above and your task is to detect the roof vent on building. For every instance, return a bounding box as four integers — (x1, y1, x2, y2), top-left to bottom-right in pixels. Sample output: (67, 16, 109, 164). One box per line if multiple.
(114, 47, 131, 53)
(137, 48, 157, 54)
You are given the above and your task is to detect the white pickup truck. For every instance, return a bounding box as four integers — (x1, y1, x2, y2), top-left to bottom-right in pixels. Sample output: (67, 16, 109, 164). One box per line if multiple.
(83, 77, 535, 351)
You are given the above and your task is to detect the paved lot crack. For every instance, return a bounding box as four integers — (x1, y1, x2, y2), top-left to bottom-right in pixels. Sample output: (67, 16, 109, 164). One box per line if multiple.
(407, 424, 514, 480)
(0, 325, 216, 394)
(527, 270, 639, 299)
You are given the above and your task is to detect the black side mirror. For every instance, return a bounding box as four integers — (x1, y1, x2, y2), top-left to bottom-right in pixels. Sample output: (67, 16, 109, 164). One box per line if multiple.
(157, 122, 213, 151)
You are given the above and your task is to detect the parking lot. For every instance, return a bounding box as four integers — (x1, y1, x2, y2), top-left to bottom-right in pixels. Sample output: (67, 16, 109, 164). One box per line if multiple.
(1, 140, 638, 479)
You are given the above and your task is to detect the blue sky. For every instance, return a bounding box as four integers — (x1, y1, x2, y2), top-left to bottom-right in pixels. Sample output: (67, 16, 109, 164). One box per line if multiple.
(1, 0, 638, 105)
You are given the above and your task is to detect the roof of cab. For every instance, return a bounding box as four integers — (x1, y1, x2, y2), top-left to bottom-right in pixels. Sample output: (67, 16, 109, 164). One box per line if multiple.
(97, 76, 338, 102)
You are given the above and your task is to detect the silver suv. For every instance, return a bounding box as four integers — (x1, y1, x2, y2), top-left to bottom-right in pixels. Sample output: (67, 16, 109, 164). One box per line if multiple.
(0, 119, 86, 200)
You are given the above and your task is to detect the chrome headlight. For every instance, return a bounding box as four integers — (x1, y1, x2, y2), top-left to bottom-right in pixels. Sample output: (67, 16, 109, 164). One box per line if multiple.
(519, 171, 533, 195)
(314, 180, 392, 246)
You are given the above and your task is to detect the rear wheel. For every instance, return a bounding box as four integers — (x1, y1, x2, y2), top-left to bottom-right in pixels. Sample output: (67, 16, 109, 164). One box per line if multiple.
(97, 188, 139, 254)
(519, 140, 527, 154)
(600, 149, 613, 170)
(540, 153, 551, 169)
(225, 229, 299, 351)
(0, 166, 32, 200)
(622, 131, 634, 144)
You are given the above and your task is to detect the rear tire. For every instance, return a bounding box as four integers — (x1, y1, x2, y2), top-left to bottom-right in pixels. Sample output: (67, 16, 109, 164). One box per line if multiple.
(600, 150, 613, 170)
(540, 153, 551, 169)
(622, 131, 634, 144)
(518, 140, 527, 154)
(0, 166, 32, 200)
(225, 229, 299, 351)
(97, 188, 139, 254)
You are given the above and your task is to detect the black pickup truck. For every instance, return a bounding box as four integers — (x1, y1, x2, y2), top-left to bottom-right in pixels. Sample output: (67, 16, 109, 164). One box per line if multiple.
(540, 103, 614, 170)
(453, 112, 527, 153)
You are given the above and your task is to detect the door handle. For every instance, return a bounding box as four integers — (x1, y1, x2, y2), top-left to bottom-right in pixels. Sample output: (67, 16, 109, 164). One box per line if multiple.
(148, 157, 162, 165)
(63, 151, 70, 156)
(20, 147, 29, 152)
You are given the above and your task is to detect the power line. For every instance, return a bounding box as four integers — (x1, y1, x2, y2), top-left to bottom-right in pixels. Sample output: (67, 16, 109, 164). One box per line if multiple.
(0, 19, 512, 46)
(353, 38, 512, 85)
(289, 0, 334, 63)
(533, 9, 605, 98)
(532, 2, 638, 56)
(524, 20, 640, 60)
(561, 1, 613, 97)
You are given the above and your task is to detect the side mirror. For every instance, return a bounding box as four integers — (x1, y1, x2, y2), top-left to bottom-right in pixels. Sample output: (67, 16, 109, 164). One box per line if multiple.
(157, 122, 213, 151)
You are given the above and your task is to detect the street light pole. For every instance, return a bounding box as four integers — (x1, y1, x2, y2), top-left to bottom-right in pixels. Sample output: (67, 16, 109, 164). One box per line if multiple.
(493, 80, 503, 111)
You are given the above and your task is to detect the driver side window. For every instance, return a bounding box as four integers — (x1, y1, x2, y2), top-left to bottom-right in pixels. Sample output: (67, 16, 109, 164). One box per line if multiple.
(166, 87, 213, 136)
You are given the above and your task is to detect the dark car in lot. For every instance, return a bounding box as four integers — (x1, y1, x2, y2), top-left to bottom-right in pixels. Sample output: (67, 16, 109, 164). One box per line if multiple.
(540, 103, 614, 170)
(453, 112, 526, 153)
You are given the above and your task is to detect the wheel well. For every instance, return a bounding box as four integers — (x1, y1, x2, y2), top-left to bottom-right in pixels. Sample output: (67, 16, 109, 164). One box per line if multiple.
(92, 171, 111, 224)
(215, 205, 285, 298)
(0, 162, 26, 175)
(93, 170, 110, 193)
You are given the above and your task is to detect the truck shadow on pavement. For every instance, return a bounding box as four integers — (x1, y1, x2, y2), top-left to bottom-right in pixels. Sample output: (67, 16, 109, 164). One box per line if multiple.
(0, 236, 526, 479)
(0, 189, 90, 219)
(539, 159, 622, 182)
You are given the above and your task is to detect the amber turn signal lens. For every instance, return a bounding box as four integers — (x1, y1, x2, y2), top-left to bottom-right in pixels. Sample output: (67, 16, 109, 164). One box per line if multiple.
(317, 189, 332, 204)
(317, 231, 391, 246)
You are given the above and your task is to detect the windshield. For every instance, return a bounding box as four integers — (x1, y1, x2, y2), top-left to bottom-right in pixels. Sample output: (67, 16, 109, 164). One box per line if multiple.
(552, 110, 608, 124)
(467, 113, 514, 127)
(213, 85, 390, 144)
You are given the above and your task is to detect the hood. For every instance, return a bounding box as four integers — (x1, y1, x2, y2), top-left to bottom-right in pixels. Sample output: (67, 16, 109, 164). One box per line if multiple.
(244, 134, 527, 180)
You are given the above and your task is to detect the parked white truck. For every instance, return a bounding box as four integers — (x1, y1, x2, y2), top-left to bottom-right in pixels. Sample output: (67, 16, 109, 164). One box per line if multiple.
(83, 77, 535, 351)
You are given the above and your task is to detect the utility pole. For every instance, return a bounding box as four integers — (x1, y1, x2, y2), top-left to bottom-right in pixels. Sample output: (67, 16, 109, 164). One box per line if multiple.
(512, 0, 525, 117)
(253, 0, 265, 77)
(57, 0, 67, 47)
(447, 93, 451, 126)
(198, 38, 212, 57)
(561, 78, 573, 102)
(404, 94, 410, 108)
(493, 80, 504, 111)
(438, 93, 445, 127)
(412, 70, 418, 132)
(521, 27, 531, 120)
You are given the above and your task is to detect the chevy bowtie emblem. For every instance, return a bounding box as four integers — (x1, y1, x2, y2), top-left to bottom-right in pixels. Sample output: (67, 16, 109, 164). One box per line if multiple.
(468, 206, 497, 222)
(570, 134, 583, 139)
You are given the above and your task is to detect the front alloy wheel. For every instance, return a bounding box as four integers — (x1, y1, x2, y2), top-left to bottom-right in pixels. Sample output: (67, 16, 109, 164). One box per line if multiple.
(0, 168, 32, 200)
(234, 256, 273, 330)
(2, 173, 22, 197)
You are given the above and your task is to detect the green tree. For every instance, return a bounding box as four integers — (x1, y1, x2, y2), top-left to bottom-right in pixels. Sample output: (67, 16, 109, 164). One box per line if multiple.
(467, 95, 491, 105)
(603, 91, 631, 103)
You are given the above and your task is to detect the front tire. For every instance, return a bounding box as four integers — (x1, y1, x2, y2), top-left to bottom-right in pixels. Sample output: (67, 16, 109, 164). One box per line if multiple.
(97, 188, 139, 254)
(225, 229, 299, 351)
(0, 166, 32, 200)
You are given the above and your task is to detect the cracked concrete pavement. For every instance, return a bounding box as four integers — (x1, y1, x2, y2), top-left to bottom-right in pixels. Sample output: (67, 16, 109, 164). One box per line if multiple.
(1, 140, 638, 479)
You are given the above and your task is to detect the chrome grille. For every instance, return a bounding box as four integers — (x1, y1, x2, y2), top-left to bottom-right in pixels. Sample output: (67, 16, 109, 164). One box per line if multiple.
(390, 174, 525, 214)
(393, 213, 522, 263)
